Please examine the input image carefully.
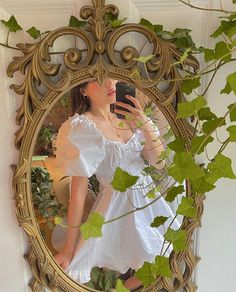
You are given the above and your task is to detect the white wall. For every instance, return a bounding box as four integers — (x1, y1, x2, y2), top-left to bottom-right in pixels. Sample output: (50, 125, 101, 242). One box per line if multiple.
(0, 0, 235, 291)
(0, 7, 31, 292)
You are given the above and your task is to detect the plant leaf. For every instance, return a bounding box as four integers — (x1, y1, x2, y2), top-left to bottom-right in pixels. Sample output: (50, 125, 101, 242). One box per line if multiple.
(202, 118, 226, 134)
(110, 18, 127, 28)
(1, 15, 22, 32)
(228, 103, 236, 122)
(181, 77, 201, 95)
(191, 176, 215, 193)
(111, 167, 139, 192)
(191, 135, 214, 155)
(80, 212, 105, 240)
(133, 54, 155, 63)
(204, 41, 231, 62)
(227, 72, 236, 95)
(135, 262, 155, 287)
(167, 137, 185, 152)
(177, 95, 206, 118)
(227, 125, 236, 141)
(26, 26, 41, 39)
(168, 152, 204, 183)
(115, 279, 129, 292)
(162, 127, 174, 141)
(206, 153, 236, 184)
(54, 216, 63, 225)
(165, 185, 185, 202)
(176, 197, 197, 218)
(68, 15, 86, 28)
(164, 228, 187, 253)
(159, 148, 172, 160)
(198, 107, 217, 120)
(152, 256, 172, 278)
(150, 216, 169, 228)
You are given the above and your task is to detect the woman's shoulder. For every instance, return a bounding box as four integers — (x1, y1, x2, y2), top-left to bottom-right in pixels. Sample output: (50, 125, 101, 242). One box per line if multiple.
(60, 113, 94, 132)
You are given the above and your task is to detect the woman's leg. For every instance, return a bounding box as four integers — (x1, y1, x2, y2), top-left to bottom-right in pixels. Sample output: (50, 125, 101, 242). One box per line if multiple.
(123, 276, 142, 290)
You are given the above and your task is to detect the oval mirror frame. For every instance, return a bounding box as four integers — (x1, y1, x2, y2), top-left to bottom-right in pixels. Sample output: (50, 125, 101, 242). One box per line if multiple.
(8, 0, 204, 291)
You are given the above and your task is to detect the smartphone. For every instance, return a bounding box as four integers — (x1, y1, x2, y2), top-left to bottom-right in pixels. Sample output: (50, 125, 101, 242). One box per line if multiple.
(115, 82, 136, 119)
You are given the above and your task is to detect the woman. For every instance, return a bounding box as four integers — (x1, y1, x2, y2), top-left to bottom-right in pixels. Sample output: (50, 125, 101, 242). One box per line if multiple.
(54, 79, 180, 289)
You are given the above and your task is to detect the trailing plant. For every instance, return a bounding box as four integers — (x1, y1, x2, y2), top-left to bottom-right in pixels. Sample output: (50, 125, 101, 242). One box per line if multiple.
(37, 124, 57, 156)
(31, 166, 66, 235)
(2, 0, 236, 291)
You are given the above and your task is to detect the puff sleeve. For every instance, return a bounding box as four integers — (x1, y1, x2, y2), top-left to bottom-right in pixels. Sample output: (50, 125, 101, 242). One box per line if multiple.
(56, 115, 105, 177)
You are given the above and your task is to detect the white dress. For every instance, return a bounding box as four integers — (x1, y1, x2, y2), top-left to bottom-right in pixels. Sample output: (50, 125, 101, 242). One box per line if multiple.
(53, 113, 181, 284)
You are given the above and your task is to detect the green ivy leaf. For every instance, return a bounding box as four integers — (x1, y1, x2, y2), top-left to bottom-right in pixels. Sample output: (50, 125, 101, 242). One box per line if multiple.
(226, 72, 236, 95)
(159, 148, 172, 160)
(168, 152, 204, 183)
(177, 95, 206, 118)
(203, 48, 215, 62)
(176, 197, 197, 218)
(111, 167, 139, 192)
(228, 103, 236, 122)
(135, 262, 155, 287)
(191, 176, 215, 193)
(197, 107, 217, 120)
(150, 216, 169, 228)
(139, 18, 163, 34)
(165, 185, 185, 202)
(220, 81, 232, 94)
(173, 48, 191, 65)
(68, 16, 86, 28)
(204, 41, 231, 62)
(80, 212, 105, 240)
(118, 121, 125, 128)
(206, 153, 236, 184)
(1, 15, 22, 32)
(164, 228, 187, 253)
(172, 28, 196, 50)
(115, 279, 129, 292)
(144, 107, 153, 116)
(26, 26, 41, 39)
(227, 125, 236, 142)
(110, 18, 127, 28)
(54, 216, 63, 225)
(139, 18, 155, 31)
(181, 77, 201, 95)
(147, 189, 157, 199)
(202, 118, 226, 134)
(162, 127, 174, 141)
(167, 137, 185, 152)
(221, 72, 236, 95)
(211, 19, 236, 39)
(133, 54, 155, 63)
(152, 256, 172, 278)
(191, 135, 214, 155)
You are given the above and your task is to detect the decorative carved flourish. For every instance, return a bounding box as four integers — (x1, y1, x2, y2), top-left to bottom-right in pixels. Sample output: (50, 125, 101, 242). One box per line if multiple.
(8, 0, 204, 291)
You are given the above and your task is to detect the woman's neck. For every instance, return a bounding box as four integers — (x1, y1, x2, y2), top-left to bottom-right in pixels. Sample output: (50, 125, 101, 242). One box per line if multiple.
(88, 104, 113, 121)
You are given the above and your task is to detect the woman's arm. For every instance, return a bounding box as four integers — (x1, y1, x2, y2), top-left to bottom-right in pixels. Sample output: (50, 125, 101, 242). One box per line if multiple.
(139, 121, 165, 168)
(55, 176, 88, 270)
(115, 95, 165, 169)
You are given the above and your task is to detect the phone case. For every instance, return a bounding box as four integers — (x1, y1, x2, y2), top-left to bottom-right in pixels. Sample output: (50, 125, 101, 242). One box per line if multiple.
(115, 82, 136, 119)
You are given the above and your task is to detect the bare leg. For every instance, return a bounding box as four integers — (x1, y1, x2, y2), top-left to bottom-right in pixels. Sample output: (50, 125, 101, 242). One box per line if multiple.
(123, 276, 142, 290)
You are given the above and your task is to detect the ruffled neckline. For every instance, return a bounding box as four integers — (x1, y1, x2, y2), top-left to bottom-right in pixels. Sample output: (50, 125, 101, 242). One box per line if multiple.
(74, 113, 136, 146)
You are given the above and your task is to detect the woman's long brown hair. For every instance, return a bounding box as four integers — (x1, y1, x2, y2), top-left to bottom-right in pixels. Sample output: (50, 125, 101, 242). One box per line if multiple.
(70, 82, 90, 115)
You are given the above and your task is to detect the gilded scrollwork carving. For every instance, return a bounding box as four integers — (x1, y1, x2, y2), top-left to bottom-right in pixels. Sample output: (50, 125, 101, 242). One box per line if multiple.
(8, 0, 204, 291)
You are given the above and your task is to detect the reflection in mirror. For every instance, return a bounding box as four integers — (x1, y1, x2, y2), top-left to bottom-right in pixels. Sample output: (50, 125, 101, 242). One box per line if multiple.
(31, 79, 184, 291)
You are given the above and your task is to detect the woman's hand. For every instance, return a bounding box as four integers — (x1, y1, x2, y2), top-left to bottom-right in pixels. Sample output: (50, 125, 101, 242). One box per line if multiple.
(115, 94, 164, 168)
(114, 95, 150, 130)
(54, 249, 74, 270)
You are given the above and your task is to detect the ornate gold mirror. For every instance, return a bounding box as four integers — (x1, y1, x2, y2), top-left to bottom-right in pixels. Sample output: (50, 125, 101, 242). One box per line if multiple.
(9, 0, 204, 291)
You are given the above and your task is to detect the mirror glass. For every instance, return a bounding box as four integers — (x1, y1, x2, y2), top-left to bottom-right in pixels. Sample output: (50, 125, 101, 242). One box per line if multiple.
(31, 79, 184, 290)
